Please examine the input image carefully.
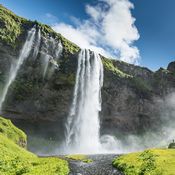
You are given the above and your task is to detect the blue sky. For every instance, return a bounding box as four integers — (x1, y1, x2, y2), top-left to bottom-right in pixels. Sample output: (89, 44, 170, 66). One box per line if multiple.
(0, 0, 175, 71)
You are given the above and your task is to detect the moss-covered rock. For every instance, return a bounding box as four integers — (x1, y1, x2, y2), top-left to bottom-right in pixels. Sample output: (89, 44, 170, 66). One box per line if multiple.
(36, 21, 80, 55)
(0, 4, 27, 46)
(102, 57, 132, 78)
(65, 154, 93, 163)
(168, 142, 175, 149)
(0, 116, 27, 148)
(113, 149, 175, 175)
(0, 4, 80, 54)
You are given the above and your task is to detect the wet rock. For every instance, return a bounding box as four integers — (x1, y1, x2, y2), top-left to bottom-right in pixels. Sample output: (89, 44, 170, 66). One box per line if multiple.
(68, 154, 123, 175)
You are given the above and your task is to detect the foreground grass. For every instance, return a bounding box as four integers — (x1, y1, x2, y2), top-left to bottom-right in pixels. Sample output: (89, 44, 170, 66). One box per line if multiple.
(113, 149, 175, 175)
(0, 117, 27, 147)
(0, 116, 69, 175)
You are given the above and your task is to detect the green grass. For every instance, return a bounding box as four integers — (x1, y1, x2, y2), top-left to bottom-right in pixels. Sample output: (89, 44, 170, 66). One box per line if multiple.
(65, 154, 93, 163)
(0, 116, 69, 175)
(0, 4, 26, 46)
(0, 116, 27, 147)
(0, 134, 69, 175)
(113, 149, 175, 175)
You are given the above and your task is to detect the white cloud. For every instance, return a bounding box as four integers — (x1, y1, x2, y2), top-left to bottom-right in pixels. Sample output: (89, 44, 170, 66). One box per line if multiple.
(52, 0, 140, 64)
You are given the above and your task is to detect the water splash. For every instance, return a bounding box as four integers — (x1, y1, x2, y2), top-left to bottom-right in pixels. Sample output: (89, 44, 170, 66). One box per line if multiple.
(65, 49, 104, 154)
(0, 27, 36, 112)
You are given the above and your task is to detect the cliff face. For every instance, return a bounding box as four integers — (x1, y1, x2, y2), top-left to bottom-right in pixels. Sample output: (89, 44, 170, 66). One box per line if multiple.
(0, 5, 175, 143)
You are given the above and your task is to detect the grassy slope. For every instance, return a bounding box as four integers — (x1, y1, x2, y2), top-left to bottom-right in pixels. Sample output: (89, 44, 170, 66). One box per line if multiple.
(0, 4, 79, 54)
(0, 116, 27, 147)
(0, 4, 26, 45)
(102, 57, 132, 78)
(0, 116, 69, 175)
(113, 149, 175, 175)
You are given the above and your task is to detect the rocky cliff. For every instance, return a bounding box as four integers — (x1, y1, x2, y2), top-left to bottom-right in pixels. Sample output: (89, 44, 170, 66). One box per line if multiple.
(0, 5, 175, 149)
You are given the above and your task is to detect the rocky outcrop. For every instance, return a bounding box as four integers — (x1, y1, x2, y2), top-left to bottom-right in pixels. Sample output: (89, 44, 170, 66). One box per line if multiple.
(0, 5, 175, 145)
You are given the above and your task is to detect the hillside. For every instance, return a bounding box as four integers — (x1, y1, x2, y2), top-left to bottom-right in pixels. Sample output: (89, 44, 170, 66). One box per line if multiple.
(113, 149, 175, 175)
(0, 4, 175, 152)
(0, 116, 69, 175)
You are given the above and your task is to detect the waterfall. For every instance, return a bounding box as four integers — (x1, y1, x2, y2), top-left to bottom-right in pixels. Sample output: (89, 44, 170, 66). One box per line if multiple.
(33, 28, 41, 59)
(0, 27, 36, 112)
(40, 37, 63, 79)
(65, 49, 104, 154)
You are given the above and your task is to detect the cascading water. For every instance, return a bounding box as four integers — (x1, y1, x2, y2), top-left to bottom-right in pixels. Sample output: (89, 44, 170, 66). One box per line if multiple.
(65, 49, 104, 154)
(0, 27, 36, 112)
(40, 37, 63, 79)
(33, 28, 41, 59)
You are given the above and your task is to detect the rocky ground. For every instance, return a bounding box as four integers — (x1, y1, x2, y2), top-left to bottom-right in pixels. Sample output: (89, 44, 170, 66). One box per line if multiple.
(65, 154, 123, 175)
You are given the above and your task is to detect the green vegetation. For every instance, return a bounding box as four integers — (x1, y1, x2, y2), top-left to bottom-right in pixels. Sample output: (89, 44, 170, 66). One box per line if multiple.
(33, 22, 80, 54)
(58, 73, 75, 85)
(102, 57, 132, 78)
(59, 35, 80, 54)
(0, 4, 26, 46)
(0, 116, 69, 175)
(66, 154, 93, 163)
(0, 4, 80, 54)
(113, 149, 175, 175)
(0, 116, 26, 147)
(130, 77, 152, 98)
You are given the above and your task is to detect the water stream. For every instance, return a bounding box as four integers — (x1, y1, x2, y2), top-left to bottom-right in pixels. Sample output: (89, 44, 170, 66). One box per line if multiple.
(0, 27, 37, 112)
(40, 37, 63, 79)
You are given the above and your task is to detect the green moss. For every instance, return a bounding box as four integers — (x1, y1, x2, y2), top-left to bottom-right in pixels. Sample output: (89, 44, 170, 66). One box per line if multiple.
(65, 154, 93, 163)
(0, 116, 26, 147)
(60, 35, 80, 54)
(58, 74, 75, 85)
(9, 78, 37, 102)
(102, 58, 132, 78)
(0, 134, 69, 175)
(130, 77, 152, 97)
(0, 5, 26, 46)
(0, 4, 79, 54)
(113, 149, 175, 175)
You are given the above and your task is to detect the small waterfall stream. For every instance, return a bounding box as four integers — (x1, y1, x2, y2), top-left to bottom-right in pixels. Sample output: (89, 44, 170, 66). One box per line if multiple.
(65, 49, 104, 154)
(40, 37, 63, 79)
(33, 28, 41, 59)
(0, 27, 36, 111)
